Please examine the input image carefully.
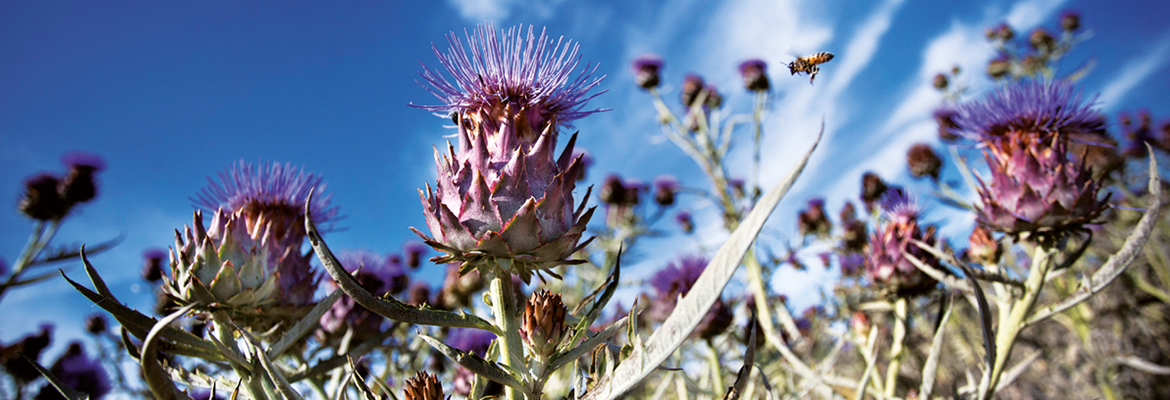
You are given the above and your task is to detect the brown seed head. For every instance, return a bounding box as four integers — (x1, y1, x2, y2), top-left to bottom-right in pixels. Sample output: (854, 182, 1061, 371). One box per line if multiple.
(403, 371, 444, 400)
(520, 289, 568, 358)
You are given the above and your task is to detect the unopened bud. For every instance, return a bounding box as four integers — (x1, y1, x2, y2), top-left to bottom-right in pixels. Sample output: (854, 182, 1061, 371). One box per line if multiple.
(907, 143, 943, 180)
(738, 59, 770, 92)
(861, 172, 887, 211)
(1029, 28, 1056, 52)
(851, 311, 871, 338)
(403, 371, 444, 400)
(653, 175, 679, 206)
(934, 108, 961, 141)
(632, 54, 664, 90)
(987, 56, 1011, 79)
(797, 198, 831, 237)
(676, 211, 694, 234)
(403, 241, 428, 269)
(704, 85, 723, 109)
(85, 314, 107, 334)
(57, 152, 105, 206)
(681, 74, 705, 107)
(520, 290, 568, 358)
(141, 248, 167, 282)
(993, 23, 1014, 41)
(932, 73, 948, 90)
(19, 173, 68, 221)
(695, 299, 733, 339)
(1060, 10, 1081, 32)
(599, 174, 627, 205)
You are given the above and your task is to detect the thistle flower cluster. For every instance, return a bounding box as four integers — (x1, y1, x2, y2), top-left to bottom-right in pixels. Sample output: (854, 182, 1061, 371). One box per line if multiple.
(864, 191, 939, 295)
(18, 152, 105, 221)
(414, 23, 603, 283)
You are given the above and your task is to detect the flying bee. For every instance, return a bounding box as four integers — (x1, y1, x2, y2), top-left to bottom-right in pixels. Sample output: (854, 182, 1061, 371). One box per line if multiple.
(786, 52, 835, 85)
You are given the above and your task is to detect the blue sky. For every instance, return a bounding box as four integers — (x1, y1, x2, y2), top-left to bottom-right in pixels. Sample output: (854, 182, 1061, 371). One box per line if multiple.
(2, 0, 1169, 353)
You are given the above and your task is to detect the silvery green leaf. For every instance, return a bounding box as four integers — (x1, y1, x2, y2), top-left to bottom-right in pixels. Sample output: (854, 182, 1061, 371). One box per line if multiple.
(235, 325, 304, 400)
(63, 251, 221, 360)
(27, 355, 88, 400)
(304, 200, 498, 332)
(548, 315, 629, 373)
(994, 351, 1041, 393)
(419, 334, 525, 390)
(266, 289, 342, 359)
(348, 357, 382, 400)
(1025, 150, 1161, 326)
(581, 125, 822, 400)
(919, 296, 954, 399)
(143, 304, 199, 400)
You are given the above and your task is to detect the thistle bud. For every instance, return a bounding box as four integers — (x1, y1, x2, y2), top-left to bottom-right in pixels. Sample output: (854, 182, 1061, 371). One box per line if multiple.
(403, 371, 444, 400)
(57, 152, 105, 207)
(84, 314, 107, 335)
(934, 108, 962, 142)
(841, 219, 868, 253)
(520, 290, 568, 358)
(1060, 10, 1081, 32)
(797, 198, 831, 237)
(403, 241, 428, 269)
(43, 342, 110, 400)
(704, 85, 723, 109)
(968, 225, 1002, 265)
(681, 74, 705, 107)
(860, 172, 887, 212)
(1029, 28, 1056, 52)
(141, 249, 167, 283)
(599, 174, 627, 205)
(730, 178, 746, 199)
(738, 59, 770, 92)
(988, 23, 1014, 41)
(695, 298, 733, 339)
(407, 282, 431, 306)
(0, 324, 53, 383)
(932, 73, 948, 90)
(906, 143, 943, 180)
(676, 210, 694, 233)
(18, 173, 68, 221)
(653, 175, 679, 206)
(851, 311, 871, 338)
(987, 56, 1011, 79)
(632, 54, 664, 90)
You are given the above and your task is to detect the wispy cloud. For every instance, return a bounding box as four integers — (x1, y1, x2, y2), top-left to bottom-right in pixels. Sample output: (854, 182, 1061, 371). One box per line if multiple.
(1097, 29, 1170, 110)
(825, 0, 907, 98)
(445, 0, 567, 23)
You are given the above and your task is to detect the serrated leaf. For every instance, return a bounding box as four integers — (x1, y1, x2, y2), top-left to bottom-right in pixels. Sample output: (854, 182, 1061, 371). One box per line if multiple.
(418, 334, 525, 390)
(267, 289, 342, 359)
(304, 197, 499, 333)
(581, 125, 821, 400)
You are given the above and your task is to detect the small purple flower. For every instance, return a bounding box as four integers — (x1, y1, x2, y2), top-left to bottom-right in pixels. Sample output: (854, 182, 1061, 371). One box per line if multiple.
(57, 151, 105, 206)
(675, 210, 694, 233)
(797, 198, 831, 237)
(41, 342, 111, 400)
(632, 53, 664, 89)
(653, 175, 679, 206)
(839, 253, 865, 277)
(403, 240, 430, 269)
(193, 160, 339, 243)
(415, 23, 606, 140)
(645, 255, 730, 337)
(681, 74, 705, 107)
(141, 248, 168, 282)
(950, 80, 1105, 143)
(738, 59, 770, 92)
(447, 328, 495, 357)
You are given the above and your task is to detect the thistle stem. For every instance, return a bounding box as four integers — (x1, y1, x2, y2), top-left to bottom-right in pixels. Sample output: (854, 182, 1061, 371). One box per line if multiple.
(884, 297, 908, 397)
(489, 260, 527, 400)
(211, 311, 270, 400)
(705, 339, 724, 394)
(984, 246, 1054, 398)
(0, 221, 57, 306)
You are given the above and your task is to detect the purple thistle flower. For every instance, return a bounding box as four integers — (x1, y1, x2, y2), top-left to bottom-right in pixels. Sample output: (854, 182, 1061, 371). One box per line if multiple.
(41, 342, 111, 400)
(675, 210, 694, 233)
(738, 59, 770, 92)
(866, 193, 939, 296)
(653, 175, 679, 206)
(317, 251, 405, 344)
(645, 255, 731, 337)
(415, 23, 606, 138)
(192, 160, 340, 243)
(949, 80, 1105, 143)
(403, 240, 430, 269)
(447, 328, 495, 357)
(632, 53, 664, 89)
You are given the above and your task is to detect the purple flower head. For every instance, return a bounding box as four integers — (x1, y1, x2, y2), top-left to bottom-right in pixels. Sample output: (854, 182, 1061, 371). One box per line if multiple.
(950, 80, 1105, 143)
(19, 173, 68, 221)
(193, 160, 340, 246)
(738, 59, 770, 92)
(141, 248, 168, 282)
(681, 74, 706, 107)
(336, 251, 409, 295)
(675, 210, 695, 233)
(653, 175, 680, 206)
(1060, 10, 1081, 31)
(447, 328, 495, 357)
(840, 253, 865, 277)
(44, 342, 111, 400)
(880, 189, 920, 225)
(403, 240, 430, 269)
(934, 107, 962, 141)
(632, 53, 664, 89)
(650, 255, 707, 298)
(416, 23, 606, 139)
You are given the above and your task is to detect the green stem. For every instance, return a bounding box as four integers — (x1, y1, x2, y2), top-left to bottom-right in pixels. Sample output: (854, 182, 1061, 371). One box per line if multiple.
(986, 247, 1054, 397)
(750, 90, 766, 206)
(884, 297, 908, 398)
(211, 312, 269, 400)
(489, 260, 527, 400)
(705, 340, 724, 393)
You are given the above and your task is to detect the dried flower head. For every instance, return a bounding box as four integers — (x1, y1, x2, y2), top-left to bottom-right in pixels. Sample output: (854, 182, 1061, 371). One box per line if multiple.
(681, 74, 705, 108)
(861, 172, 888, 212)
(19, 173, 68, 221)
(653, 175, 679, 207)
(58, 151, 105, 206)
(738, 59, 770, 92)
(676, 210, 695, 233)
(932, 73, 949, 90)
(1060, 10, 1081, 32)
(632, 53, 664, 90)
(1029, 28, 1056, 52)
(987, 55, 1011, 79)
(934, 107, 962, 142)
(797, 198, 831, 237)
(0, 324, 53, 383)
(84, 314, 107, 335)
(403, 371, 444, 400)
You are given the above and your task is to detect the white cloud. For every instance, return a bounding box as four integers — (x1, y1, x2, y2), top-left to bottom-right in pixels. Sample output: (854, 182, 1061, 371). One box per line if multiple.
(445, 0, 567, 23)
(826, 0, 906, 98)
(1097, 30, 1170, 110)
